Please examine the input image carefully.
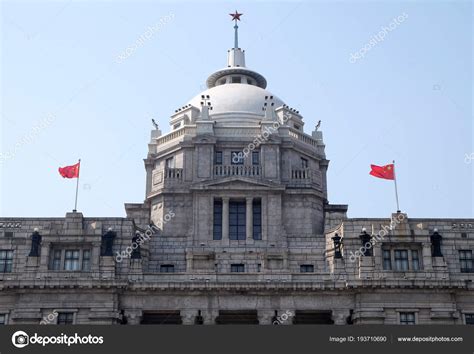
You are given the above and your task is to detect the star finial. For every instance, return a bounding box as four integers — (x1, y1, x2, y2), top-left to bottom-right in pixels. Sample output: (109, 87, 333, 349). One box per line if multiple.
(229, 11, 243, 22)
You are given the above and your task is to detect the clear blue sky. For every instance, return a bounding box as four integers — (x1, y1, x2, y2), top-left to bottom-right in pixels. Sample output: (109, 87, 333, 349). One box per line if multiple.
(1, 1, 472, 218)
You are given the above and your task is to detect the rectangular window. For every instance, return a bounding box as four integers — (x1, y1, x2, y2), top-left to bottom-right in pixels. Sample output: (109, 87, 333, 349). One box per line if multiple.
(229, 201, 246, 240)
(301, 158, 308, 168)
(252, 151, 259, 165)
(400, 312, 415, 325)
(394, 250, 409, 271)
(231, 76, 241, 83)
(213, 200, 223, 240)
(252, 199, 262, 240)
(82, 250, 91, 271)
(230, 264, 245, 273)
(382, 250, 391, 270)
(215, 151, 223, 165)
(64, 250, 80, 271)
(231, 151, 244, 165)
(300, 264, 314, 273)
(57, 312, 74, 325)
(411, 250, 420, 271)
(460, 250, 473, 273)
(465, 314, 474, 325)
(51, 250, 62, 271)
(173, 122, 181, 130)
(3, 231, 13, 238)
(165, 157, 174, 169)
(160, 264, 175, 273)
(0, 250, 13, 273)
(294, 124, 300, 130)
(0, 314, 6, 325)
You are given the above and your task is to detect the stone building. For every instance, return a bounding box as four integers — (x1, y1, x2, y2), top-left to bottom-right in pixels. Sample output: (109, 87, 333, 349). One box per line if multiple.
(0, 19, 473, 326)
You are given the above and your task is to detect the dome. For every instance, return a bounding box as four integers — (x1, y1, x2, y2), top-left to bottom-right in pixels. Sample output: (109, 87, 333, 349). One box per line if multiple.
(188, 84, 284, 117)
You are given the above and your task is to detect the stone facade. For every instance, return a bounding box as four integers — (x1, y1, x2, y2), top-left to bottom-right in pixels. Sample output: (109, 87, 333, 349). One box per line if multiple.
(0, 26, 473, 326)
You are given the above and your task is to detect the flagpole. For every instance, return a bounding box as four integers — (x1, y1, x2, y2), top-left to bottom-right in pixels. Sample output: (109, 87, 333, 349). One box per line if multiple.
(73, 159, 81, 212)
(393, 160, 400, 212)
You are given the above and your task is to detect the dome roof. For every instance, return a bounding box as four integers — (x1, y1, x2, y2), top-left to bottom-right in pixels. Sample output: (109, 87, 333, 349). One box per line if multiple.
(188, 84, 284, 117)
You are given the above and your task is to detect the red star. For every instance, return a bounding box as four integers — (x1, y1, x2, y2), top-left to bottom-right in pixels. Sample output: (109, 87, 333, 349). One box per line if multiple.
(229, 11, 243, 21)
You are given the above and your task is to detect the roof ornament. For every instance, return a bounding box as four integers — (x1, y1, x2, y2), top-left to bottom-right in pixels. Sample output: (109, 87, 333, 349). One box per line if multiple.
(151, 119, 159, 130)
(200, 95, 212, 120)
(229, 11, 243, 49)
(315, 120, 321, 131)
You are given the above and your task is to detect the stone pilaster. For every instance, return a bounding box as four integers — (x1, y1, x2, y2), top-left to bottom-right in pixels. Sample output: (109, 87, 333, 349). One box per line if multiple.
(222, 197, 229, 240)
(246, 197, 253, 240)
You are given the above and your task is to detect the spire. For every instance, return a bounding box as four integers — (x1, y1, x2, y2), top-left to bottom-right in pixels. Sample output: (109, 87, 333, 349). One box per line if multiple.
(227, 11, 245, 68)
(229, 11, 243, 49)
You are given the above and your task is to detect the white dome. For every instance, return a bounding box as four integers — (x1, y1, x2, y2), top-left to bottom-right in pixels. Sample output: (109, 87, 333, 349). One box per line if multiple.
(188, 84, 284, 117)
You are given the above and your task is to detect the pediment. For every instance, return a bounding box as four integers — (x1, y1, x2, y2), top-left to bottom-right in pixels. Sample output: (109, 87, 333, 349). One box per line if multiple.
(191, 176, 284, 190)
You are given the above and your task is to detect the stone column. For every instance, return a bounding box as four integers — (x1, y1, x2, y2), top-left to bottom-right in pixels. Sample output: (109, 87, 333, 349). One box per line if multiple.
(222, 197, 229, 240)
(246, 197, 253, 240)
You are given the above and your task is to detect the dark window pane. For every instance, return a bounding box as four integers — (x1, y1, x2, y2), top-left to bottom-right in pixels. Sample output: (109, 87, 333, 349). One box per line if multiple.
(252, 151, 259, 165)
(215, 151, 223, 165)
(301, 158, 308, 168)
(64, 250, 80, 271)
(382, 250, 391, 270)
(160, 264, 175, 273)
(165, 157, 174, 169)
(300, 265, 314, 273)
(400, 312, 415, 325)
(229, 201, 246, 240)
(411, 250, 420, 271)
(82, 250, 91, 271)
(0, 250, 13, 273)
(57, 312, 74, 325)
(252, 199, 262, 240)
(213, 200, 223, 240)
(230, 264, 245, 273)
(394, 250, 409, 271)
(460, 250, 473, 273)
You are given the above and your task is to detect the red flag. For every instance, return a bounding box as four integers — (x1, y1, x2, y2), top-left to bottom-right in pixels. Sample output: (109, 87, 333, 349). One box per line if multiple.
(59, 162, 80, 179)
(369, 163, 394, 180)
